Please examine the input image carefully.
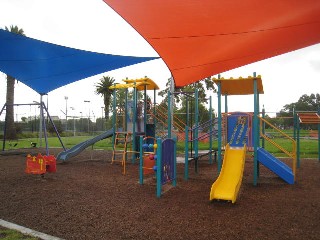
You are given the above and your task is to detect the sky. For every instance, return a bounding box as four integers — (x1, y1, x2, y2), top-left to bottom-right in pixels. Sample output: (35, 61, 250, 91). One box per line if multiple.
(1, 0, 320, 122)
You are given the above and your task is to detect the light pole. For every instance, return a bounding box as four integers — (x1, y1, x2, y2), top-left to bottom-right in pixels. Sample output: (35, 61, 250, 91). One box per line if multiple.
(84, 100, 90, 133)
(70, 107, 76, 136)
(101, 106, 104, 131)
(65, 96, 68, 132)
(92, 110, 95, 135)
(33, 100, 41, 145)
(32, 101, 38, 133)
(80, 111, 82, 133)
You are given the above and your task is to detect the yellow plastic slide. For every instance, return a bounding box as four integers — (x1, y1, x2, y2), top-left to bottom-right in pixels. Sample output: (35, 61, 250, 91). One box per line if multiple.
(210, 144, 246, 203)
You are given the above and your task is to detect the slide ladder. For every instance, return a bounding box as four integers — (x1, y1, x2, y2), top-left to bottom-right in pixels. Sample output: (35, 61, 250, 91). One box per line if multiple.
(210, 144, 246, 203)
(112, 132, 132, 174)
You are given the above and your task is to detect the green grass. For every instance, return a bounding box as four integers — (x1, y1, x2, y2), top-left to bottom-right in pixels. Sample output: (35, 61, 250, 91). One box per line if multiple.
(1, 134, 318, 158)
(0, 228, 38, 240)
(2, 135, 114, 151)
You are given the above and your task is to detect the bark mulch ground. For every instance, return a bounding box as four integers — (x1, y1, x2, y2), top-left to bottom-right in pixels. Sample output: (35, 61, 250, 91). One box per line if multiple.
(0, 148, 319, 240)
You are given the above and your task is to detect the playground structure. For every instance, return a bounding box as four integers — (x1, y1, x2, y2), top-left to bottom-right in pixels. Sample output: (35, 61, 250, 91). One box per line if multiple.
(294, 111, 320, 163)
(139, 136, 177, 197)
(210, 73, 298, 203)
(109, 77, 160, 172)
(0, 1, 319, 208)
(1, 73, 317, 201)
(183, 91, 217, 180)
(109, 77, 178, 196)
(110, 77, 219, 179)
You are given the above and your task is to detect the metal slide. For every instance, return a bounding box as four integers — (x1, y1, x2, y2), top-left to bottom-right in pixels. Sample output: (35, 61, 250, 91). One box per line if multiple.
(210, 144, 246, 203)
(57, 128, 113, 161)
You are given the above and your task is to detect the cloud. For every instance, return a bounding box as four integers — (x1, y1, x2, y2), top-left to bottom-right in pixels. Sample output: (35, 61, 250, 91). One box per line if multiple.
(309, 60, 320, 72)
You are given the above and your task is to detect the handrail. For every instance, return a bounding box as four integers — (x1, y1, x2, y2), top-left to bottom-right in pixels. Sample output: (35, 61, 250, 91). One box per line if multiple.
(148, 111, 185, 141)
(197, 129, 218, 141)
(148, 103, 186, 132)
(258, 116, 296, 179)
(189, 118, 215, 131)
(156, 103, 186, 131)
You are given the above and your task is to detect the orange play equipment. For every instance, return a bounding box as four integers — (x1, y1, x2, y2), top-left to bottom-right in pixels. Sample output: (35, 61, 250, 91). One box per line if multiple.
(25, 153, 57, 175)
(140, 137, 158, 176)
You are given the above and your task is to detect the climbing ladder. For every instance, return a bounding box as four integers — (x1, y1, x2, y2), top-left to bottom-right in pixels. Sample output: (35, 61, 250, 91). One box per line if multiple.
(112, 132, 132, 174)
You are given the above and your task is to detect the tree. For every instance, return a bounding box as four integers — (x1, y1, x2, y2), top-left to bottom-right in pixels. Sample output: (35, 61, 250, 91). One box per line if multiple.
(283, 93, 320, 112)
(175, 98, 212, 129)
(95, 76, 115, 120)
(48, 120, 63, 134)
(4, 25, 25, 139)
(278, 93, 320, 129)
(157, 77, 216, 129)
(158, 77, 216, 104)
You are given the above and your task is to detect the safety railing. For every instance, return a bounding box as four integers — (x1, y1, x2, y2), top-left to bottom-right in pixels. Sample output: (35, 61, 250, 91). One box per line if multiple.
(147, 103, 186, 133)
(258, 116, 296, 178)
(188, 118, 218, 142)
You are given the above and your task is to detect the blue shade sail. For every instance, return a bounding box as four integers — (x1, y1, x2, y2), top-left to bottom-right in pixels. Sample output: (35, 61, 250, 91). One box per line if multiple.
(0, 29, 158, 94)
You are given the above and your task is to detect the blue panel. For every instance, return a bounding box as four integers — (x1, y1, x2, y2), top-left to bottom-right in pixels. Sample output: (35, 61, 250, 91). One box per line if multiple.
(227, 113, 249, 147)
(161, 139, 175, 184)
(0, 29, 158, 94)
(257, 148, 294, 184)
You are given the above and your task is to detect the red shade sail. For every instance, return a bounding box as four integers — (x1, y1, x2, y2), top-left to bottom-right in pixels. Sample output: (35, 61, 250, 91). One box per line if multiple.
(103, 0, 320, 87)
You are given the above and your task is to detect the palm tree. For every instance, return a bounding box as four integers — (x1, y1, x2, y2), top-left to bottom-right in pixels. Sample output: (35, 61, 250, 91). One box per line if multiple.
(95, 76, 116, 120)
(4, 25, 25, 140)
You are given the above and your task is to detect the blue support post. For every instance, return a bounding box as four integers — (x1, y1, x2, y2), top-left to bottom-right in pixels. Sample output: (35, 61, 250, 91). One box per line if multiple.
(125, 88, 128, 132)
(132, 83, 137, 163)
(167, 91, 172, 138)
(153, 89, 157, 126)
(225, 94, 228, 113)
(253, 72, 258, 186)
(156, 138, 162, 198)
(40, 101, 49, 156)
(42, 103, 66, 151)
(209, 96, 213, 164)
(144, 82, 147, 133)
(184, 126, 189, 180)
(112, 87, 116, 145)
(139, 136, 143, 184)
(194, 89, 199, 173)
(318, 107, 320, 162)
(262, 106, 265, 148)
(217, 78, 222, 173)
(293, 108, 296, 141)
(173, 137, 177, 187)
(257, 92, 260, 147)
(297, 117, 300, 168)
(124, 88, 128, 162)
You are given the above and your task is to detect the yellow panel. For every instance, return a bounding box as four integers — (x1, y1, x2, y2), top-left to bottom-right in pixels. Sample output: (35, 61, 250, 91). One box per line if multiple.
(109, 77, 159, 90)
(212, 75, 264, 95)
(123, 77, 160, 90)
(109, 83, 135, 89)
